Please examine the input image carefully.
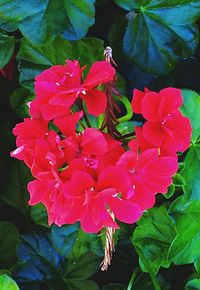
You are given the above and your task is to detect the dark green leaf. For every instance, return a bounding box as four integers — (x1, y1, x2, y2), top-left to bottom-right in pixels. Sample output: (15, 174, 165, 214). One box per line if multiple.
(173, 173, 186, 186)
(185, 279, 200, 290)
(0, 0, 95, 43)
(0, 274, 19, 290)
(120, 0, 200, 74)
(65, 252, 100, 281)
(69, 228, 103, 261)
(181, 89, 200, 142)
(164, 184, 175, 199)
(9, 88, 33, 118)
(168, 196, 200, 264)
(0, 32, 15, 68)
(0, 222, 19, 268)
(132, 206, 176, 274)
(17, 36, 104, 90)
(114, 0, 139, 10)
(67, 279, 99, 290)
(51, 224, 79, 258)
(30, 203, 49, 228)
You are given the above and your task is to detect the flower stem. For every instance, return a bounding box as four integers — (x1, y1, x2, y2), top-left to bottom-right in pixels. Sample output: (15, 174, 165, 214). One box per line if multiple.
(127, 266, 139, 290)
(134, 247, 161, 290)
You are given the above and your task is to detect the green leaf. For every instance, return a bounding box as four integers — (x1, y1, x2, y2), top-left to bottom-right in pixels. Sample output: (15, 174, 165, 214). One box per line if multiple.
(0, 160, 32, 215)
(0, 274, 19, 290)
(120, 0, 200, 74)
(181, 89, 200, 142)
(0, 122, 32, 215)
(30, 203, 49, 228)
(0, 222, 19, 268)
(181, 144, 200, 200)
(9, 88, 33, 118)
(65, 252, 100, 281)
(114, 0, 139, 10)
(51, 224, 79, 258)
(0, 32, 15, 68)
(117, 121, 142, 135)
(0, 0, 95, 44)
(168, 196, 200, 264)
(17, 36, 104, 90)
(173, 173, 186, 186)
(132, 206, 176, 274)
(164, 184, 175, 199)
(185, 279, 200, 290)
(69, 228, 103, 261)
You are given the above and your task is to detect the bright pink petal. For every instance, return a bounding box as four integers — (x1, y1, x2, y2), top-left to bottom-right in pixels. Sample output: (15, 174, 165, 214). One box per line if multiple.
(163, 110, 192, 152)
(141, 92, 161, 121)
(82, 89, 107, 116)
(63, 170, 95, 198)
(131, 89, 145, 114)
(143, 121, 164, 147)
(82, 128, 107, 156)
(54, 111, 83, 137)
(159, 88, 183, 117)
(108, 197, 142, 224)
(83, 61, 115, 89)
(28, 179, 54, 205)
(49, 92, 78, 107)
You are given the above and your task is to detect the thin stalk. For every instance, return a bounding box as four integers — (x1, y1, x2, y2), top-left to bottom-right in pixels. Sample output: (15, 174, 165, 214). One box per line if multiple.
(127, 266, 139, 290)
(134, 247, 161, 290)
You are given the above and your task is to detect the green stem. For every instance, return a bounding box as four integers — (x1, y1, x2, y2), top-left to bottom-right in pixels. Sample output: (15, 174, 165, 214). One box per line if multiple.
(127, 266, 139, 290)
(134, 247, 161, 290)
(117, 95, 133, 123)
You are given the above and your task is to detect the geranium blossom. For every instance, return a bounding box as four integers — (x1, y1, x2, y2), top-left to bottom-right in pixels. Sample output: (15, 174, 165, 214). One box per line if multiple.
(11, 58, 192, 235)
(132, 88, 192, 154)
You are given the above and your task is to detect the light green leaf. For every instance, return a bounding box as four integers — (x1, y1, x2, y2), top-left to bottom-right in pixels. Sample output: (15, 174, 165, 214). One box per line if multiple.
(181, 89, 200, 142)
(168, 196, 200, 264)
(0, 274, 19, 290)
(132, 206, 176, 274)
(185, 278, 200, 290)
(181, 145, 200, 200)
(0, 0, 95, 43)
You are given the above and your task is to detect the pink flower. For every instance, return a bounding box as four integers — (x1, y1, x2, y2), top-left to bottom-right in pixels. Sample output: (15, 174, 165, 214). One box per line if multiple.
(117, 148, 178, 209)
(132, 88, 192, 153)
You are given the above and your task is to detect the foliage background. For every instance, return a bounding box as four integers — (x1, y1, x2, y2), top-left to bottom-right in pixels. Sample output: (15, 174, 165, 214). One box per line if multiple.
(1, 0, 200, 289)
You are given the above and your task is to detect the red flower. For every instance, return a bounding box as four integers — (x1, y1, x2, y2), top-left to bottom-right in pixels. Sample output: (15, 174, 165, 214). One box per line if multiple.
(132, 88, 192, 153)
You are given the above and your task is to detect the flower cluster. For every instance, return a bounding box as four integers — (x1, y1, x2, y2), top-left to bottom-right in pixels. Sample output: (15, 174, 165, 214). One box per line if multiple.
(11, 59, 191, 233)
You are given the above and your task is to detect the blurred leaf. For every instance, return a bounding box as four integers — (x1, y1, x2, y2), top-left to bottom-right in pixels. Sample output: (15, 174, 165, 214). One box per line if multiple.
(0, 32, 15, 68)
(30, 203, 48, 228)
(9, 88, 33, 118)
(0, 274, 19, 290)
(51, 224, 79, 258)
(117, 121, 142, 135)
(116, 0, 200, 74)
(181, 89, 200, 142)
(17, 36, 104, 90)
(0, 0, 95, 43)
(185, 279, 200, 290)
(0, 222, 19, 268)
(168, 196, 200, 264)
(181, 144, 200, 200)
(132, 206, 176, 274)
(132, 273, 170, 290)
(0, 160, 32, 216)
